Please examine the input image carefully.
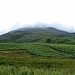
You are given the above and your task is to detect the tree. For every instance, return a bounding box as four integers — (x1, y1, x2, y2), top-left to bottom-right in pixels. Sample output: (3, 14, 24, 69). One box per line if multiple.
(46, 38, 51, 43)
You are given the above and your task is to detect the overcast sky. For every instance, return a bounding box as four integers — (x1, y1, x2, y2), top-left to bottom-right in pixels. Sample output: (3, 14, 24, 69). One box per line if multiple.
(0, 0, 75, 34)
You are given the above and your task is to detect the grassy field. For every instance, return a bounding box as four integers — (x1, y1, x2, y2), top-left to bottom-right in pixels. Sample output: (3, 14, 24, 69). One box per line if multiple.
(0, 65, 75, 75)
(0, 43, 75, 75)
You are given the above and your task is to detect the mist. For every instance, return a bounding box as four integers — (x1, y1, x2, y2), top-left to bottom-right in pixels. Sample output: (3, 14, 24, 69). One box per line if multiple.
(9, 23, 75, 32)
(0, 22, 74, 35)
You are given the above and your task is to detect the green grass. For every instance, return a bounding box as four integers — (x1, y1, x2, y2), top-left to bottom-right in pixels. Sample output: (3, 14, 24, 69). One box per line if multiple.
(0, 43, 75, 75)
(0, 65, 75, 75)
(0, 43, 75, 58)
(25, 43, 74, 58)
(49, 44, 75, 55)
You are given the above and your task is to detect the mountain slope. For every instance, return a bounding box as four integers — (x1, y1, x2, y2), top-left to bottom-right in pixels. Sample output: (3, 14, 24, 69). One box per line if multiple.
(0, 27, 75, 43)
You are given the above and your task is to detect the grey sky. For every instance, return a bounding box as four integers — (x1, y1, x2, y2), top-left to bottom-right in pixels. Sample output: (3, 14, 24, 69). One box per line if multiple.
(0, 0, 75, 34)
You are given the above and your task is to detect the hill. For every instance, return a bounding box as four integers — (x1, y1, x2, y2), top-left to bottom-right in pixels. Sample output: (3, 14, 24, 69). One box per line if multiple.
(0, 27, 75, 44)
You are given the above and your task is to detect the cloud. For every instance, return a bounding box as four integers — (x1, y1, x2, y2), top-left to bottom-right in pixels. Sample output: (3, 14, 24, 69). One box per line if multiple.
(0, 0, 74, 34)
(0, 22, 74, 35)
